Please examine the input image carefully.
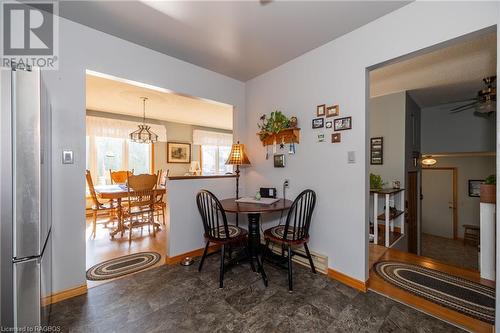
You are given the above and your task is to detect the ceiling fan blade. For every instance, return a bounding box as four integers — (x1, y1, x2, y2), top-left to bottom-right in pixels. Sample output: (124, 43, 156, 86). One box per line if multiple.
(449, 102, 478, 113)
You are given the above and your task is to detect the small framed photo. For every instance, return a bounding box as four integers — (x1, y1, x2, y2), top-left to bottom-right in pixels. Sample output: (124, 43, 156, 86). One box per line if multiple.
(312, 117, 324, 129)
(274, 154, 285, 168)
(370, 137, 383, 165)
(316, 104, 326, 117)
(332, 133, 341, 143)
(317, 133, 325, 143)
(468, 180, 483, 197)
(326, 105, 339, 118)
(334, 116, 352, 131)
(167, 142, 192, 163)
(326, 121, 332, 129)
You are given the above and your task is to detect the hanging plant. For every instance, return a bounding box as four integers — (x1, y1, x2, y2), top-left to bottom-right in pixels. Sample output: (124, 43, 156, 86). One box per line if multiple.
(257, 111, 291, 140)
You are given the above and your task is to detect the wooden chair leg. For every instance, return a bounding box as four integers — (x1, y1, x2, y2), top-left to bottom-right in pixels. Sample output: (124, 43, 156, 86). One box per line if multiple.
(219, 244, 226, 288)
(151, 213, 156, 237)
(304, 242, 316, 274)
(287, 245, 293, 292)
(161, 207, 166, 226)
(128, 219, 133, 242)
(198, 241, 210, 272)
(92, 210, 97, 239)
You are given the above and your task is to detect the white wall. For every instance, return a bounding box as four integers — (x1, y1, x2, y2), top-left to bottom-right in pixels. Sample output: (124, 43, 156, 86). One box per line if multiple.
(166, 177, 236, 257)
(369, 92, 406, 186)
(421, 101, 496, 154)
(244, 1, 498, 282)
(42, 17, 245, 293)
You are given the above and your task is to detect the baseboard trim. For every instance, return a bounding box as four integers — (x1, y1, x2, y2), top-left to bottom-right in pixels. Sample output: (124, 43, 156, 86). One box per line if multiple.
(42, 284, 88, 306)
(328, 268, 367, 292)
(165, 244, 220, 265)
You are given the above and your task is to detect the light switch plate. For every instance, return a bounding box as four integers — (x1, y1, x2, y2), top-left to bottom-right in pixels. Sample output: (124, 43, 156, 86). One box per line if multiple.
(62, 150, 74, 164)
(347, 151, 356, 164)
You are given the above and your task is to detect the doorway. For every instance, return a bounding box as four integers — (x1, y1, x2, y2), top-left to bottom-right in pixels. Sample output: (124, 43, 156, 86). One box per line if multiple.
(365, 28, 496, 332)
(84, 71, 234, 288)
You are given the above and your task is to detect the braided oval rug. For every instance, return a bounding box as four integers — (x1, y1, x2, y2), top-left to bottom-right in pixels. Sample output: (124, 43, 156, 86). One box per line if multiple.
(86, 252, 161, 281)
(374, 261, 495, 324)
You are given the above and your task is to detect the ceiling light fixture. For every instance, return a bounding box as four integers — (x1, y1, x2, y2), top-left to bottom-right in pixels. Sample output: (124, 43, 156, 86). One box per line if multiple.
(129, 97, 158, 144)
(421, 155, 437, 166)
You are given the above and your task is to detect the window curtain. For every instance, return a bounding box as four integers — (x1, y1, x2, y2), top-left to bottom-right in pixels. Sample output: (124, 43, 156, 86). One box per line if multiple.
(86, 116, 167, 142)
(192, 129, 233, 146)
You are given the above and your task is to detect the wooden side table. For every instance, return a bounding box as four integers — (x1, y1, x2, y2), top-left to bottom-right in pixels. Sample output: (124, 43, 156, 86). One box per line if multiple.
(463, 224, 480, 246)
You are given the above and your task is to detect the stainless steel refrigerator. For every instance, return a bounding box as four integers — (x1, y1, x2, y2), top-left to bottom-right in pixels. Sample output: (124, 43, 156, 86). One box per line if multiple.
(0, 65, 52, 330)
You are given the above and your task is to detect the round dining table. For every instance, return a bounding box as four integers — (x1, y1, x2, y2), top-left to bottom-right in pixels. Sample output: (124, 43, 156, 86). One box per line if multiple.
(219, 198, 293, 285)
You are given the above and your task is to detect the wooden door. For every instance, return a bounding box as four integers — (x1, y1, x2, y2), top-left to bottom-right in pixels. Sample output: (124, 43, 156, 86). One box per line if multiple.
(407, 171, 418, 254)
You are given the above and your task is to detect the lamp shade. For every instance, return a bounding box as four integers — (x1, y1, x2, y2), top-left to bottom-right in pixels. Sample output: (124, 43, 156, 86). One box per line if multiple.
(225, 142, 251, 166)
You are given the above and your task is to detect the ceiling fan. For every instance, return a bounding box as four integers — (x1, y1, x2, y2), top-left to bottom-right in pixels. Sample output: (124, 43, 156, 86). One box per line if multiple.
(449, 76, 496, 115)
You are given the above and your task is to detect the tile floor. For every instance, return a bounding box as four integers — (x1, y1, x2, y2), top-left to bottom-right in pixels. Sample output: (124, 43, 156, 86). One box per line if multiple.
(49, 253, 465, 332)
(421, 233, 478, 271)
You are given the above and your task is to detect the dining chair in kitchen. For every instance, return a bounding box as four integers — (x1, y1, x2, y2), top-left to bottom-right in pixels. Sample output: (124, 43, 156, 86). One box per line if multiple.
(261, 189, 317, 291)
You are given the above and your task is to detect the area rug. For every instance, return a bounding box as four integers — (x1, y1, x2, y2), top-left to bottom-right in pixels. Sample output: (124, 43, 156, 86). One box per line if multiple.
(374, 261, 495, 324)
(86, 252, 161, 281)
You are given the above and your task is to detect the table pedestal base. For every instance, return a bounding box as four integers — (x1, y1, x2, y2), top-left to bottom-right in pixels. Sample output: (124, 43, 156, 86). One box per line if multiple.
(247, 213, 268, 286)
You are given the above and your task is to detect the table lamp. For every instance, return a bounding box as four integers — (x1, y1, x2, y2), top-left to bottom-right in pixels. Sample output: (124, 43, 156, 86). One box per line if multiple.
(225, 141, 251, 199)
(189, 161, 201, 175)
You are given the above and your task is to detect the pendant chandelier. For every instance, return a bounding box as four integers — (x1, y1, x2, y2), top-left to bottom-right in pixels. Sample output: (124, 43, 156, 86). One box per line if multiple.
(129, 97, 158, 144)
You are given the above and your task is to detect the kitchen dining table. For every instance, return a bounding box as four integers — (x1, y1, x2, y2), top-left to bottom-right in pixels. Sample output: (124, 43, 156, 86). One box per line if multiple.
(94, 184, 166, 238)
(219, 198, 293, 285)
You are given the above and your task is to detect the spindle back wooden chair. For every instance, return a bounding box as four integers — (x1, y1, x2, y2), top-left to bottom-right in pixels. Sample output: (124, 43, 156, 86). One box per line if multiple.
(196, 189, 253, 288)
(262, 189, 317, 291)
(122, 174, 159, 241)
(85, 170, 118, 239)
(109, 169, 134, 185)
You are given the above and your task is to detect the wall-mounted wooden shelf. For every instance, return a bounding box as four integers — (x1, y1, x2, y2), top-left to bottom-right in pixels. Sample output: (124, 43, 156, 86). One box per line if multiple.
(258, 128, 300, 146)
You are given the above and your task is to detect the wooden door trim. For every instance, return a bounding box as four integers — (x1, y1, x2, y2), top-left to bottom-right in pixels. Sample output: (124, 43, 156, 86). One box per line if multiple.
(407, 171, 418, 254)
(422, 167, 458, 240)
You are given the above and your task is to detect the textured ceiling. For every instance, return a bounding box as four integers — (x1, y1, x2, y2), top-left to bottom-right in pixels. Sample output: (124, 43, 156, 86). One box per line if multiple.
(370, 31, 496, 108)
(61, 1, 411, 81)
(86, 73, 233, 130)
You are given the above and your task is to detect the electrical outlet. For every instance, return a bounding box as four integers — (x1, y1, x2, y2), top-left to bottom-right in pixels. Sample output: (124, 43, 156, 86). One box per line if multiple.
(284, 179, 290, 188)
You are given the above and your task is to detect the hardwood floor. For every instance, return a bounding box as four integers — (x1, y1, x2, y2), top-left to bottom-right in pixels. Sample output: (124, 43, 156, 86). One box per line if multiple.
(368, 247, 494, 333)
(86, 216, 168, 288)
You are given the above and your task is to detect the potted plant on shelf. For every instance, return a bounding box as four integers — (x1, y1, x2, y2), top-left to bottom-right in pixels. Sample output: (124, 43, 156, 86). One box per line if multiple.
(480, 174, 496, 204)
(257, 111, 291, 141)
(370, 173, 385, 190)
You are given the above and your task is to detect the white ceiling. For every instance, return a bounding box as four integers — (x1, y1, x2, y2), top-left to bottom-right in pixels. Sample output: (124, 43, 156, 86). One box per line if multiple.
(86, 73, 233, 130)
(370, 31, 497, 108)
(60, 1, 411, 81)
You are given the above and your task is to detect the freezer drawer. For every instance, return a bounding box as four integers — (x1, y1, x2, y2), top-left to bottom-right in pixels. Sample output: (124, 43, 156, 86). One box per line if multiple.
(13, 258, 40, 329)
(13, 230, 51, 330)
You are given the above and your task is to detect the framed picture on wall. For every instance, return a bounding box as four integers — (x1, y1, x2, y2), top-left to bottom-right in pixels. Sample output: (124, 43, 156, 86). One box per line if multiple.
(468, 179, 483, 197)
(167, 142, 191, 163)
(316, 104, 326, 117)
(312, 117, 324, 129)
(370, 137, 383, 165)
(334, 116, 352, 131)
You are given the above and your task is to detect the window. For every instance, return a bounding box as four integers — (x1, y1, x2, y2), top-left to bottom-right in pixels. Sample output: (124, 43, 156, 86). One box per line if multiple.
(193, 129, 233, 175)
(201, 145, 232, 175)
(87, 136, 151, 185)
(85, 116, 166, 186)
